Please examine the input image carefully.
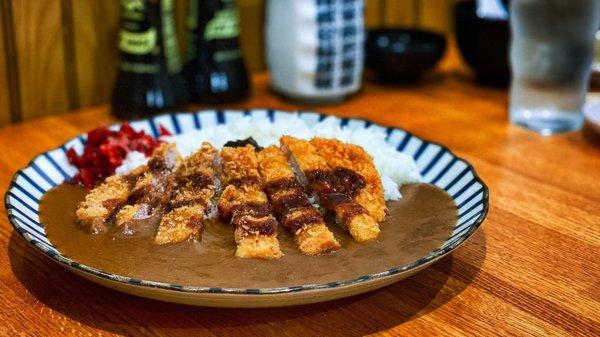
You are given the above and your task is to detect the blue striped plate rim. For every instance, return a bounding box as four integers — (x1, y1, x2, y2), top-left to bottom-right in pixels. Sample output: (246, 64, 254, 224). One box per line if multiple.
(4, 109, 489, 295)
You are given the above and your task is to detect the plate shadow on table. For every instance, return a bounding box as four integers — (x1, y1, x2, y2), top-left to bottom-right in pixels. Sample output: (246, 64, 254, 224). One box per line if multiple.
(363, 70, 447, 88)
(8, 229, 486, 336)
(582, 124, 600, 147)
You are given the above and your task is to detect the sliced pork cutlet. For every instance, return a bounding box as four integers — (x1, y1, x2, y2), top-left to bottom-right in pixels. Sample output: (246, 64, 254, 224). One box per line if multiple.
(76, 165, 147, 234)
(280, 136, 380, 242)
(113, 143, 182, 237)
(155, 142, 219, 245)
(257, 146, 340, 255)
(217, 145, 283, 259)
(311, 137, 387, 222)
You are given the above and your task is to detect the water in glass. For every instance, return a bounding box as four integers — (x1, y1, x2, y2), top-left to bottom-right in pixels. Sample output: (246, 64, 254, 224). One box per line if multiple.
(509, 0, 600, 135)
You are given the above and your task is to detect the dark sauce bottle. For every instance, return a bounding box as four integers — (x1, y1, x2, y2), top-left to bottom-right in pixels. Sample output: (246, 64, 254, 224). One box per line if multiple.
(184, 0, 250, 103)
(111, 0, 183, 118)
(160, 0, 186, 102)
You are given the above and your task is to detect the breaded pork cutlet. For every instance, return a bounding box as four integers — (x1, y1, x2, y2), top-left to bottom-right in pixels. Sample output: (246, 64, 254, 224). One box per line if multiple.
(218, 145, 283, 259)
(257, 146, 340, 255)
(155, 142, 219, 245)
(113, 143, 182, 236)
(280, 136, 380, 242)
(311, 138, 387, 222)
(75, 165, 146, 234)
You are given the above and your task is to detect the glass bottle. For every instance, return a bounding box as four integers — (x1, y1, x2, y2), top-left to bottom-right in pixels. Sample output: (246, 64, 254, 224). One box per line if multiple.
(184, 0, 250, 103)
(111, 0, 182, 118)
(161, 0, 186, 102)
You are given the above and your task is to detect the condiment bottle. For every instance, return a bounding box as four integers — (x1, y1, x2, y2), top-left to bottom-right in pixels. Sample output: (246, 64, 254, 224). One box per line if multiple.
(111, 0, 183, 118)
(161, 0, 186, 102)
(183, 0, 250, 103)
(266, 0, 365, 104)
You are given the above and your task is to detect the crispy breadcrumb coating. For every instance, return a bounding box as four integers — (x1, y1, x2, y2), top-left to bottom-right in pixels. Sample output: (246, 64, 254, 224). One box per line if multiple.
(258, 146, 340, 255)
(76, 175, 131, 234)
(311, 137, 387, 222)
(155, 142, 218, 245)
(218, 145, 283, 259)
(280, 136, 380, 242)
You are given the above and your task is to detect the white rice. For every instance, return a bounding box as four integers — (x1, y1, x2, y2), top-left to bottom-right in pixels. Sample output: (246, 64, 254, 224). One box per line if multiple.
(115, 151, 148, 176)
(116, 114, 422, 200)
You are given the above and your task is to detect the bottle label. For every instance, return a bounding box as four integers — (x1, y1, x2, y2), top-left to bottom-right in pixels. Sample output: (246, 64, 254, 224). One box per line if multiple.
(161, 0, 182, 74)
(118, 0, 161, 74)
(204, 8, 240, 41)
(184, 0, 199, 63)
(121, 0, 145, 20)
(118, 28, 157, 55)
(119, 61, 160, 73)
(214, 49, 242, 62)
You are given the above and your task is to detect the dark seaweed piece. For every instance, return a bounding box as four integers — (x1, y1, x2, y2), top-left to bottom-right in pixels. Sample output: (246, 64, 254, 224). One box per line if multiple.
(224, 137, 263, 151)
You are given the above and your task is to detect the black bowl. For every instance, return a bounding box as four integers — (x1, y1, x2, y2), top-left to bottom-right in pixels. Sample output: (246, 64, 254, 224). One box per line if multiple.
(365, 28, 447, 83)
(454, 0, 510, 86)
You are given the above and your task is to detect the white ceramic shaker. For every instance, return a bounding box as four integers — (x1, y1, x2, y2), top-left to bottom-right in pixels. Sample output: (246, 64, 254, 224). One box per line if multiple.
(266, 0, 365, 103)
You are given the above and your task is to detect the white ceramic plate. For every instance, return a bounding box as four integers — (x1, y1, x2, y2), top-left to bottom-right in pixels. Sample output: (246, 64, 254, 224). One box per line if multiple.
(5, 109, 489, 308)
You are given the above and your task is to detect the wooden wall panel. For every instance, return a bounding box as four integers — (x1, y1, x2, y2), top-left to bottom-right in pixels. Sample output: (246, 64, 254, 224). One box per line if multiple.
(418, 0, 456, 33)
(72, 0, 120, 109)
(384, 0, 417, 27)
(365, 0, 383, 28)
(12, 0, 70, 120)
(238, 0, 265, 71)
(0, 9, 11, 126)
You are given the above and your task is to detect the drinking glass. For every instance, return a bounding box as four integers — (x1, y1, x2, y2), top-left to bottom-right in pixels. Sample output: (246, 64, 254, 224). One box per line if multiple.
(509, 0, 600, 135)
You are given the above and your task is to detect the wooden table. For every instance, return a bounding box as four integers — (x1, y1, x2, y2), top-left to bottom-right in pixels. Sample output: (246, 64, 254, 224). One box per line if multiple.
(0, 72, 598, 337)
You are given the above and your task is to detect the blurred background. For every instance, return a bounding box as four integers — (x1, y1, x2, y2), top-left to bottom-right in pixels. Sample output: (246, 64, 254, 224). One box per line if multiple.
(0, 0, 467, 126)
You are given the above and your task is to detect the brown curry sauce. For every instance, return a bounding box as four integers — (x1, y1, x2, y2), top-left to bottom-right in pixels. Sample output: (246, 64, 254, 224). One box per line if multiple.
(41, 183, 457, 288)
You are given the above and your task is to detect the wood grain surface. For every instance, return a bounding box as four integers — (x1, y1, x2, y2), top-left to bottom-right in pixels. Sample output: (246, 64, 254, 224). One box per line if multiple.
(0, 10, 10, 125)
(417, 0, 455, 32)
(71, 0, 120, 109)
(238, 0, 266, 71)
(1, 64, 599, 336)
(383, 0, 417, 27)
(11, 0, 71, 120)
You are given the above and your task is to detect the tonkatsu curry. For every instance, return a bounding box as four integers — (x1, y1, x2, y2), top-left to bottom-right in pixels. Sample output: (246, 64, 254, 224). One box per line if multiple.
(75, 135, 387, 259)
(40, 116, 457, 287)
